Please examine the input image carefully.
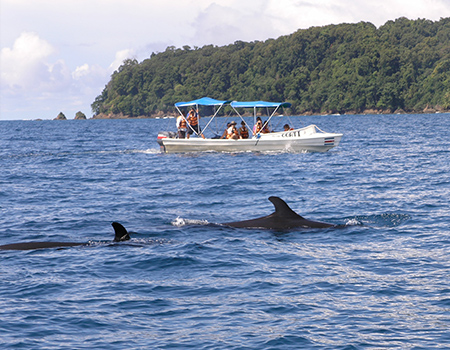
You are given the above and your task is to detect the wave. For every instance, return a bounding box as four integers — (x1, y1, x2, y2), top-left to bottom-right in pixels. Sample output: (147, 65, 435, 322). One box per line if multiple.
(171, 217, 211, 227)
(345, 213, 411, 227)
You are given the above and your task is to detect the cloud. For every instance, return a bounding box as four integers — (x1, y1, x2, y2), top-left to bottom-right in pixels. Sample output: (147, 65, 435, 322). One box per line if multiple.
(184, 0, 450, 48)
(0, 31, 136, 119)
(191, 1, 283, 46)
(109, 49, 136, 72)
(267, 0, 450, 31)
(1, 32, 60, 93)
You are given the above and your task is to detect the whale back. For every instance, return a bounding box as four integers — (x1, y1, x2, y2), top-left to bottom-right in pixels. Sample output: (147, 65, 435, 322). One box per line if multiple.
(224, 196, 333, 229)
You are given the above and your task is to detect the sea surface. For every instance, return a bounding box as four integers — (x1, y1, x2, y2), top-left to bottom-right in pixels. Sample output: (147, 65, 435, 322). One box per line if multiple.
(0, 113, 449, 349)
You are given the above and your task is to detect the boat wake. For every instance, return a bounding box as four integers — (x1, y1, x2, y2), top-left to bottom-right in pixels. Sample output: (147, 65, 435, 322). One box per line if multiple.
(96, 148, 160, 155)
(1, 148, 160, 161)
(133, 149, 160, 154)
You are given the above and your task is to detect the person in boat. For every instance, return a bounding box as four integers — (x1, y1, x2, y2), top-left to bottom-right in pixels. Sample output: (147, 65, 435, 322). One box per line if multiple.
(176, 112, 187, 139)
(261, 120, 270, 133)
(221, 123, 231, 139)
(253, 117, 263, 135)
(226, 121, 239, 139)
(284, 124, 294, 131)
(239, 121, 249, 139)
(186, 107, 205, 139)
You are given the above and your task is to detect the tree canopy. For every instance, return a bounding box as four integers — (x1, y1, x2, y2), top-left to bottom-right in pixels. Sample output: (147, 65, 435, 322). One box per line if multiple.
(92, 17, 450, 117)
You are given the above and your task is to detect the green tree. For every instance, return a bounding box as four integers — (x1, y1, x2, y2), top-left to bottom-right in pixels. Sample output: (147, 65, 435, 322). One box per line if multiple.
(92, 17, 450, 117)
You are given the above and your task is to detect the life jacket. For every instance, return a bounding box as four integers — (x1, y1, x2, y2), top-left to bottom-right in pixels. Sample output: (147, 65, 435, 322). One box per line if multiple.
(239, 126, 249, 139)
(188, 112, 198, 126)
(179, 117, 187, 128)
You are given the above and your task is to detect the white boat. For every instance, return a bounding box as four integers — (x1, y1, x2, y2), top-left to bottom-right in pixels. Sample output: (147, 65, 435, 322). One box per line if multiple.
(157, 97, 343, 153)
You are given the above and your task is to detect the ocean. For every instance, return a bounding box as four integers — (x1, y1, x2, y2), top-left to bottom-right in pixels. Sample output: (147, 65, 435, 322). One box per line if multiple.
(0, 113, 449, 349)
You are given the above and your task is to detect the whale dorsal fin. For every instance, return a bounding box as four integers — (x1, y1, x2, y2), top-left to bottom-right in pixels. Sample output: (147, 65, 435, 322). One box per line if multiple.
(268, 197, 305, 220)
(112, 222, 130, 242)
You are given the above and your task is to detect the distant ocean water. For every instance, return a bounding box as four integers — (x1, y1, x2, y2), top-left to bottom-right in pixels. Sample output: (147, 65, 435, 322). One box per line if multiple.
(0, 113, 449, 349)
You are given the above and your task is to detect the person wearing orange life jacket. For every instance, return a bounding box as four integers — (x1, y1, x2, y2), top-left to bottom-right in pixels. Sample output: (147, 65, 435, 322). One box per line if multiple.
(176, 112, 187, 139)
(253, 117, 263, 135)
(239, 121, 249, 139)
(186, 107, 205, 139)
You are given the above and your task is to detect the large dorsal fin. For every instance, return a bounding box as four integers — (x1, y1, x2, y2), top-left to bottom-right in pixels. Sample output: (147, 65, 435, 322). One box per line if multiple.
(268, 196, 305, 220)
(112, 222, 130, 242)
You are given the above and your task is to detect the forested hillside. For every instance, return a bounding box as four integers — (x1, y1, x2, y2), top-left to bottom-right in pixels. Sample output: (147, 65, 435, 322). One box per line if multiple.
(92, 17, 450, 117)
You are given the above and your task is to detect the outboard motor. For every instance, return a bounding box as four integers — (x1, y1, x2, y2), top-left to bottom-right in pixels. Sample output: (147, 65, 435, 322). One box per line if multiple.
(157, 131, 177, 146)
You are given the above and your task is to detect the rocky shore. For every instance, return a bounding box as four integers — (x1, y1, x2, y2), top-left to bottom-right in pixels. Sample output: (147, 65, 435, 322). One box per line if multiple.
(33, 105, 449, 121)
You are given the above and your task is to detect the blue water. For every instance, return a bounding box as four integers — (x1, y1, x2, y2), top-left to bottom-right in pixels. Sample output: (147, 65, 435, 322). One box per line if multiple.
(0, 114, 449, 349)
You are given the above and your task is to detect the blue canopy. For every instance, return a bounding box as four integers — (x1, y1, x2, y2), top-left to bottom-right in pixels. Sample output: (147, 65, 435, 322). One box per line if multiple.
(175, 97, 232, 108)
(230, 101, 291, 108)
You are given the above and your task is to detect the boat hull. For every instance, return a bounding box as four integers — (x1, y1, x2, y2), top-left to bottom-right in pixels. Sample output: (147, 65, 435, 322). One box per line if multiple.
(159, 131, 343, 153)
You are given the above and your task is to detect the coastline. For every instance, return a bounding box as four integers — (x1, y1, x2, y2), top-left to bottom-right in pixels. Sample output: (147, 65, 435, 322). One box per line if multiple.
(89, 105, 449, 120)
(15, 105, 449, 122)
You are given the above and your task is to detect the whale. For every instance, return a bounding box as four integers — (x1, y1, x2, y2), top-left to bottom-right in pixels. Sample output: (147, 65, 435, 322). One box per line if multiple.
(0, 222, 130, 251)
(223, 196, 335, 229)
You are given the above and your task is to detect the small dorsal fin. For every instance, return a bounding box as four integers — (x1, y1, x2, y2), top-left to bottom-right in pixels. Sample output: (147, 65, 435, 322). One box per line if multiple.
(268, 197, 305, 220)
(112, 222, 130, 242)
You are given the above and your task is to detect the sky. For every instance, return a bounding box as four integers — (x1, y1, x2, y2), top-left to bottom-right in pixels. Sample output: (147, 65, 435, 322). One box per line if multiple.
(1, 0, 449, 120)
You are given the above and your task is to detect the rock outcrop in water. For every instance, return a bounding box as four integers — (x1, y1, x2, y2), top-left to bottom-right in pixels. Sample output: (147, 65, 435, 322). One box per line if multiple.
(74, 111, 87, 120)
(54, 112, 67, 120)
